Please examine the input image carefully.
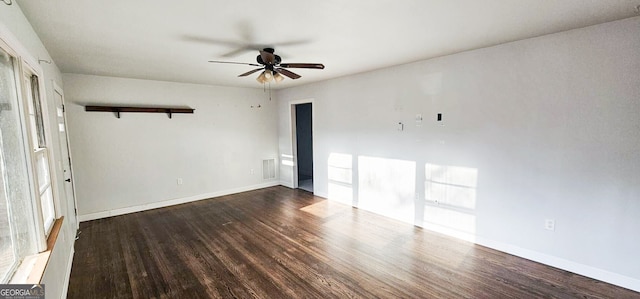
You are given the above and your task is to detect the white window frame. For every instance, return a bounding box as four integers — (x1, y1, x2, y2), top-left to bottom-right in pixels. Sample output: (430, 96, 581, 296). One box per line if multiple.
(20, 64, 59, 236)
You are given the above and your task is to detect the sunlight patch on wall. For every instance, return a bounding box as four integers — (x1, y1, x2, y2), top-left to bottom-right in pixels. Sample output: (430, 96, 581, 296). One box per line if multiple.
(425, 164, 477, 209)
(358, 156, 415, 223)
(327, 153, 353, 205)
(423, 163, 478, 242)
(423, 206, 477, 242)
(281, 154, 294, 166)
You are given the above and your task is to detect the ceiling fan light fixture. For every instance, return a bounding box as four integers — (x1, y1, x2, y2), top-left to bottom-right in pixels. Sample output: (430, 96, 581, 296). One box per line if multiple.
(256, 71, 267, 83)
(273, 72, 284, 83)
(264, 70, 273, 82)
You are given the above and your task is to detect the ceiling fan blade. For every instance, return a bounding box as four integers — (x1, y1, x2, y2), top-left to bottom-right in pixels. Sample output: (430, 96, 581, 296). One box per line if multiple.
(280, 63, 325, 69)
(238, 68, 264, 77)
(181, 35, 245, 47)
(276, 39, 311, 47)
(221, 46, 253, 57)
(275, 68, 301, 80)
(260, 50, 276, 65)
(208, 60, 261, 67)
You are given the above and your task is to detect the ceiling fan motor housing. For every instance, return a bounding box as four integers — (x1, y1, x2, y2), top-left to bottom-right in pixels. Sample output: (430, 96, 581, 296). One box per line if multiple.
(257, 54, 282, 65)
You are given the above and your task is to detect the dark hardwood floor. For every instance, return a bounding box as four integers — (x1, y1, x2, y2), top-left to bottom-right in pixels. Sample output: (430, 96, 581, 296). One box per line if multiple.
(68, 186, 639, 298)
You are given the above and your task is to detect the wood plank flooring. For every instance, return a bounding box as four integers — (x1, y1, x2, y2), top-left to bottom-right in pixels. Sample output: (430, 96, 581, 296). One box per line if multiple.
(68, 186, 640, 298)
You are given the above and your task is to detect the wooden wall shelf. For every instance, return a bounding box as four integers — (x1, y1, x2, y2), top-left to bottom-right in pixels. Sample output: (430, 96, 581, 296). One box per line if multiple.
(85, 105, 194, 119)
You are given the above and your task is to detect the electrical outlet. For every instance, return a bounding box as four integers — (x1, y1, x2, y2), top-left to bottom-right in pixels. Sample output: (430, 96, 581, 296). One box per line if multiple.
(177, 178, 183, 185)
(250, 169, 255, 175)
(544, 219, 555, 231)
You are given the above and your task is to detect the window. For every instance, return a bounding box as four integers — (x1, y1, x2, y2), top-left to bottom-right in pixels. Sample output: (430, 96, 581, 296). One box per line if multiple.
(23, 72, 56, 233)
(0, 35, 60, 282)
(0, 44, 39, 283)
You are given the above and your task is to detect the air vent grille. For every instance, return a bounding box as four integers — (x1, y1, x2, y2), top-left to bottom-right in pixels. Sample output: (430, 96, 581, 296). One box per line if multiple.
(262, 159, 276, 180)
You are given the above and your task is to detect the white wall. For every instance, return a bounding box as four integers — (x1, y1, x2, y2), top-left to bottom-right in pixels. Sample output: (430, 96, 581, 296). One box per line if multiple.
(277, 17, 640, 291)
(62, 74, 279, 219)
(1, 3, 77, 299)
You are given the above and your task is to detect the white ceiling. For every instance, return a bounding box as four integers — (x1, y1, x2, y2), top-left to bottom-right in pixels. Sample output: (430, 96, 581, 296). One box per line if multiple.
(17, 0, 640, 89)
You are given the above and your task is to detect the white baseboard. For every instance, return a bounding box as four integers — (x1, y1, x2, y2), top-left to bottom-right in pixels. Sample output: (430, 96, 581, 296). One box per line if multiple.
(313, 191, 328, 198)
(60, 247, 74, 299)
(473, 236, 640, 293)
(78, 182, 279, 222)
(279, 181, 294, 189)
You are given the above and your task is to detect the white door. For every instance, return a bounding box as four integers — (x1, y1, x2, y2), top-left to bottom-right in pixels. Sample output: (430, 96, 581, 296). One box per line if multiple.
(53, 85, 78, 229)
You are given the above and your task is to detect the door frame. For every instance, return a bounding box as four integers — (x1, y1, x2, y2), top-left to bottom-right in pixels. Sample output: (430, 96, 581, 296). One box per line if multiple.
(288, 99, 314, 190)
(52, 81, 79, 229)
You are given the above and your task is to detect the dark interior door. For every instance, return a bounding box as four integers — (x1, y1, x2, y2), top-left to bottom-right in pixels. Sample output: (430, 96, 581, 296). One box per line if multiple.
(295, 103, 313, 192)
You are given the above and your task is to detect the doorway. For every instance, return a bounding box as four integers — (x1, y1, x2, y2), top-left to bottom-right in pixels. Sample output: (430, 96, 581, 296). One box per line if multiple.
(53, 83, 79, 230)
(294, 103, 313, 192)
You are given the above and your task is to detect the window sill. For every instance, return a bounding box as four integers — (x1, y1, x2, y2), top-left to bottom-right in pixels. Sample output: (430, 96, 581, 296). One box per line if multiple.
(9, 217, 64, 284)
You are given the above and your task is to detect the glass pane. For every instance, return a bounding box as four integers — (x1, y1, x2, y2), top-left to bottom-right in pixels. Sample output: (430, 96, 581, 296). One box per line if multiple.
(35, 150, 50, 192)
(24, 79, 34, 114)
(0, 47, 37, 282)
(30, 76, 46, 148)
(40, 186, 55, 232)
(0, 148, 16, 282)
(29, 115, 38, 150)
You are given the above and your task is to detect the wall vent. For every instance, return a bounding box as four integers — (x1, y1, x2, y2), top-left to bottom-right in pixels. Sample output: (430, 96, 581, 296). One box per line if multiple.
(262, 159, 276, 180)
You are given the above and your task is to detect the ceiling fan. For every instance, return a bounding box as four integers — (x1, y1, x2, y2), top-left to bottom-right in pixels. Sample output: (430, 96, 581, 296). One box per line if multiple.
(208, 48, 324, 83)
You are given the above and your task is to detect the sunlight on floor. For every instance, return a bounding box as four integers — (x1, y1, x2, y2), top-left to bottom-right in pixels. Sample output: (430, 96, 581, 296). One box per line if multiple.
(300, 200, 352, 219)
